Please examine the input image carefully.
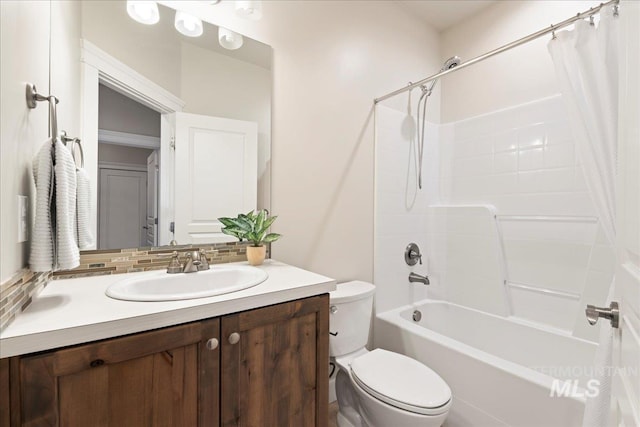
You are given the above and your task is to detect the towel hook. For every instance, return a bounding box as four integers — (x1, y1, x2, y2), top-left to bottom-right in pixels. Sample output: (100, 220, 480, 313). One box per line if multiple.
(26, 83, 59, 139)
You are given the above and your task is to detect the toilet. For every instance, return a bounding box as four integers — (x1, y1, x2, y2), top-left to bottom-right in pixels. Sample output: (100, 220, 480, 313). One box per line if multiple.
(330, 281, 452, 427)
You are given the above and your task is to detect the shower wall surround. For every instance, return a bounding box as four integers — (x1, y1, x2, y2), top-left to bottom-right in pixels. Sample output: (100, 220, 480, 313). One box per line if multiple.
(375, 95, 614, 341)
(375, 109, 440, 313)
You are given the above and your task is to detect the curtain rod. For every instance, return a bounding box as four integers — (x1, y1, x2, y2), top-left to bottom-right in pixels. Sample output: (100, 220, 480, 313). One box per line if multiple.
(374, 0, 620, 104)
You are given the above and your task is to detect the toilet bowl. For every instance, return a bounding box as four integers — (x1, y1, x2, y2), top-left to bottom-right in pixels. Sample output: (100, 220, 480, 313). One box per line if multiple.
(330, 281, 451, 427)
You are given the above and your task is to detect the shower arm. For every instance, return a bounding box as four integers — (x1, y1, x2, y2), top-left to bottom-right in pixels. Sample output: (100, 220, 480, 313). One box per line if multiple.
(374, 0, 620, 104)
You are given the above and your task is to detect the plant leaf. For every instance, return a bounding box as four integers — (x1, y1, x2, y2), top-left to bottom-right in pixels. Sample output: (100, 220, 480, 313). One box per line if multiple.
(263, 233, 281, 243)
(256, 210, 266, 233)
(221, 228, 244, 241)
(233, 216, 253, 232)
(245, 231, 260, 244)
(218, 217, 236, 228)
(262, 215, 277, 231)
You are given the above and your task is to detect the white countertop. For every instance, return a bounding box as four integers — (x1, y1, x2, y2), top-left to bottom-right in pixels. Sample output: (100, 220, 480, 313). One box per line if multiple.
(0, 260, 336, 358)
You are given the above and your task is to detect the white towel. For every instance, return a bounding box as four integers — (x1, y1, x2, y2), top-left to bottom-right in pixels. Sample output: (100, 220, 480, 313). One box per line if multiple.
(29, 139, 55, 271)
(76, 168, 94, 249)
(54, 139, 80, 270)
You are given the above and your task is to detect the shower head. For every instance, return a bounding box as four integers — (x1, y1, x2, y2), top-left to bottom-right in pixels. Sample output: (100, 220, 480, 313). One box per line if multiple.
(421, 55, 462, 95)
(442, 56, 461, 71)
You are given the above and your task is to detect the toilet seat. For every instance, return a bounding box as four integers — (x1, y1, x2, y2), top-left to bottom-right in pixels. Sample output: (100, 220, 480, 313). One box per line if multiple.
(350, 349, 452, 416)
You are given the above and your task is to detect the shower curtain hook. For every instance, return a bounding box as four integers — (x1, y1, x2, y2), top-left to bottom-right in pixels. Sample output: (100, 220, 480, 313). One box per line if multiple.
(613, 3, 619, 17)
(551, 25, 557, 40)
(589, 14, 595, 26)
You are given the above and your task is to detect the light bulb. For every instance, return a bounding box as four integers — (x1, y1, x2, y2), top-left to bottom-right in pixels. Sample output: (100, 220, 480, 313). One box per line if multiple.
(235, 1, 262, 20)
(218, 27, 244, 50)
(126, 1, 160, 25)
(175, 11, 203, 37)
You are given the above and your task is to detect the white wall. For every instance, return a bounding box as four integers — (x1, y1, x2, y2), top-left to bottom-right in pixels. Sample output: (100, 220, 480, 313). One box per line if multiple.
(0, 1, 51, 282)
(0, 0, 83, 282)
(161, 0, 442, 281)
(99, 85, 160, 137)
(441, 0, 601, 122)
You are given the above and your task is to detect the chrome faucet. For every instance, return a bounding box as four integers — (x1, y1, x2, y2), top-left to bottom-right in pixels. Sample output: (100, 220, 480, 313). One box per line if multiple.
(409, 272, 430, 285)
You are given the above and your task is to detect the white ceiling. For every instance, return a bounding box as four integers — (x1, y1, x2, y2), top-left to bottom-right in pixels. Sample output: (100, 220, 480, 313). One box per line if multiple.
(398, 0, 498, 32)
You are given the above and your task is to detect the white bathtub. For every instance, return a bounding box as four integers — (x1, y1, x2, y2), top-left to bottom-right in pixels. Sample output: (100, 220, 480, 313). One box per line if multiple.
(375, 300, 598, 427)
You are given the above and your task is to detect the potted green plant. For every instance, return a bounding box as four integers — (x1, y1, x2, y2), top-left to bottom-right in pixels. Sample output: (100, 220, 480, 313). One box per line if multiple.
(218, 210, 281, 266)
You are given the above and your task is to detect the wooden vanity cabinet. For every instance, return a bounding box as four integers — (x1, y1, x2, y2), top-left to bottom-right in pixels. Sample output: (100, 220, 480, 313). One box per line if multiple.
(221, 294, 329, 427)
(2, 294, 328, 427)
(8, 318, 220, 427)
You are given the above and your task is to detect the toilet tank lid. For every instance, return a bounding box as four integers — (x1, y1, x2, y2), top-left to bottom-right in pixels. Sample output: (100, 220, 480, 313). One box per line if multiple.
(330, 281, 375, 304)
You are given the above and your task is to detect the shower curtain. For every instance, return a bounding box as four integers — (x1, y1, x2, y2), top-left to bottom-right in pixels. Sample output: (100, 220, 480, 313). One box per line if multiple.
(547, 6, 619, 427)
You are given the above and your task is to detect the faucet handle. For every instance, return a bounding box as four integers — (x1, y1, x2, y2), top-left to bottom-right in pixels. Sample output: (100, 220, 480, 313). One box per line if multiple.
(198, 250, 211, 271)
(158, 251, 182, 274)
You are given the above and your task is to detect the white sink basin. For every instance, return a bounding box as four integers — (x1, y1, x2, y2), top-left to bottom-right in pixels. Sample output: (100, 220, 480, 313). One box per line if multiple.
(105, 265, 268, 302)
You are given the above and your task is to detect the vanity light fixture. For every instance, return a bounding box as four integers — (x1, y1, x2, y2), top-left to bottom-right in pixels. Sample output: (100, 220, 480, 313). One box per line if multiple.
(218, 27, 243, 50)
(174, 10, 204, 37)
(235, 0, 262, 20)
(126, 0, 160, 25)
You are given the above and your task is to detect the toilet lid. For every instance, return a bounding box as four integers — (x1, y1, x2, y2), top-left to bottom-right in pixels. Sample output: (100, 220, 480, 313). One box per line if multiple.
(350, 349, 451, 416)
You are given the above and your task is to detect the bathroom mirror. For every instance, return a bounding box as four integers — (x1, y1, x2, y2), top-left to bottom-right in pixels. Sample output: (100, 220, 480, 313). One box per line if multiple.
(52, 1, 271, 250)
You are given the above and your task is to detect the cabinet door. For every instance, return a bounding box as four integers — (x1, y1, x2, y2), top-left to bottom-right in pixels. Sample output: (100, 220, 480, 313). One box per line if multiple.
(221, 295, 329, 427)
(13, 319, 219, 427)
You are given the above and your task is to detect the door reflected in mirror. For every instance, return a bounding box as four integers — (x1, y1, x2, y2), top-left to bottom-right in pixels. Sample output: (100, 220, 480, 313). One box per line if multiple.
(53, 0, 272, 250)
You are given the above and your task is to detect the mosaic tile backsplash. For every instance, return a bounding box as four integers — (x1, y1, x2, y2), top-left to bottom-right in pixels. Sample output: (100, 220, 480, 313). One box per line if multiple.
(0, 270, 50, 331)
(52, 242, 267, 279)
(0, 241, 269, 331)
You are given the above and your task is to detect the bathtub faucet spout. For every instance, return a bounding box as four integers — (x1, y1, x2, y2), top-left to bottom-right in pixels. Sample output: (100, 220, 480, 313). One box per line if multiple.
(409, 272, 430, 285)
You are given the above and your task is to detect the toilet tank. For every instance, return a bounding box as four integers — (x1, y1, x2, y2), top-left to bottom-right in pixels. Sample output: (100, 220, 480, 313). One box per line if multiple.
(329, 281, 376, 357)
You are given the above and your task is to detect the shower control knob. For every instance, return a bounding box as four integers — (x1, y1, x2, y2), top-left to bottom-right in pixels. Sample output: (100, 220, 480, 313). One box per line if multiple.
(228, 332, 241, 345)
(330, 305, 338, 314)
(405, 243, 423, 266)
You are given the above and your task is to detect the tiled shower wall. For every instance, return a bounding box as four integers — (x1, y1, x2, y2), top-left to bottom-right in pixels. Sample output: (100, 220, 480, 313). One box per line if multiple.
(375, 95, 614, 342)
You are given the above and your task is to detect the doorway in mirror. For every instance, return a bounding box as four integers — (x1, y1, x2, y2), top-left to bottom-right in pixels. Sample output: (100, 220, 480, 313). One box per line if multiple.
(97, 85, 160, 250)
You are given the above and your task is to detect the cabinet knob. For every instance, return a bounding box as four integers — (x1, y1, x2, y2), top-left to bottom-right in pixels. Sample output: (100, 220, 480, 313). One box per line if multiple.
(228, 332, 240, 345)
(206, 338, 219, 350)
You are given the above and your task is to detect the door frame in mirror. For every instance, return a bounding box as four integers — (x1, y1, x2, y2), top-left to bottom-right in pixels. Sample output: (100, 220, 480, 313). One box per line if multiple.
(80, 40, 186, 248)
